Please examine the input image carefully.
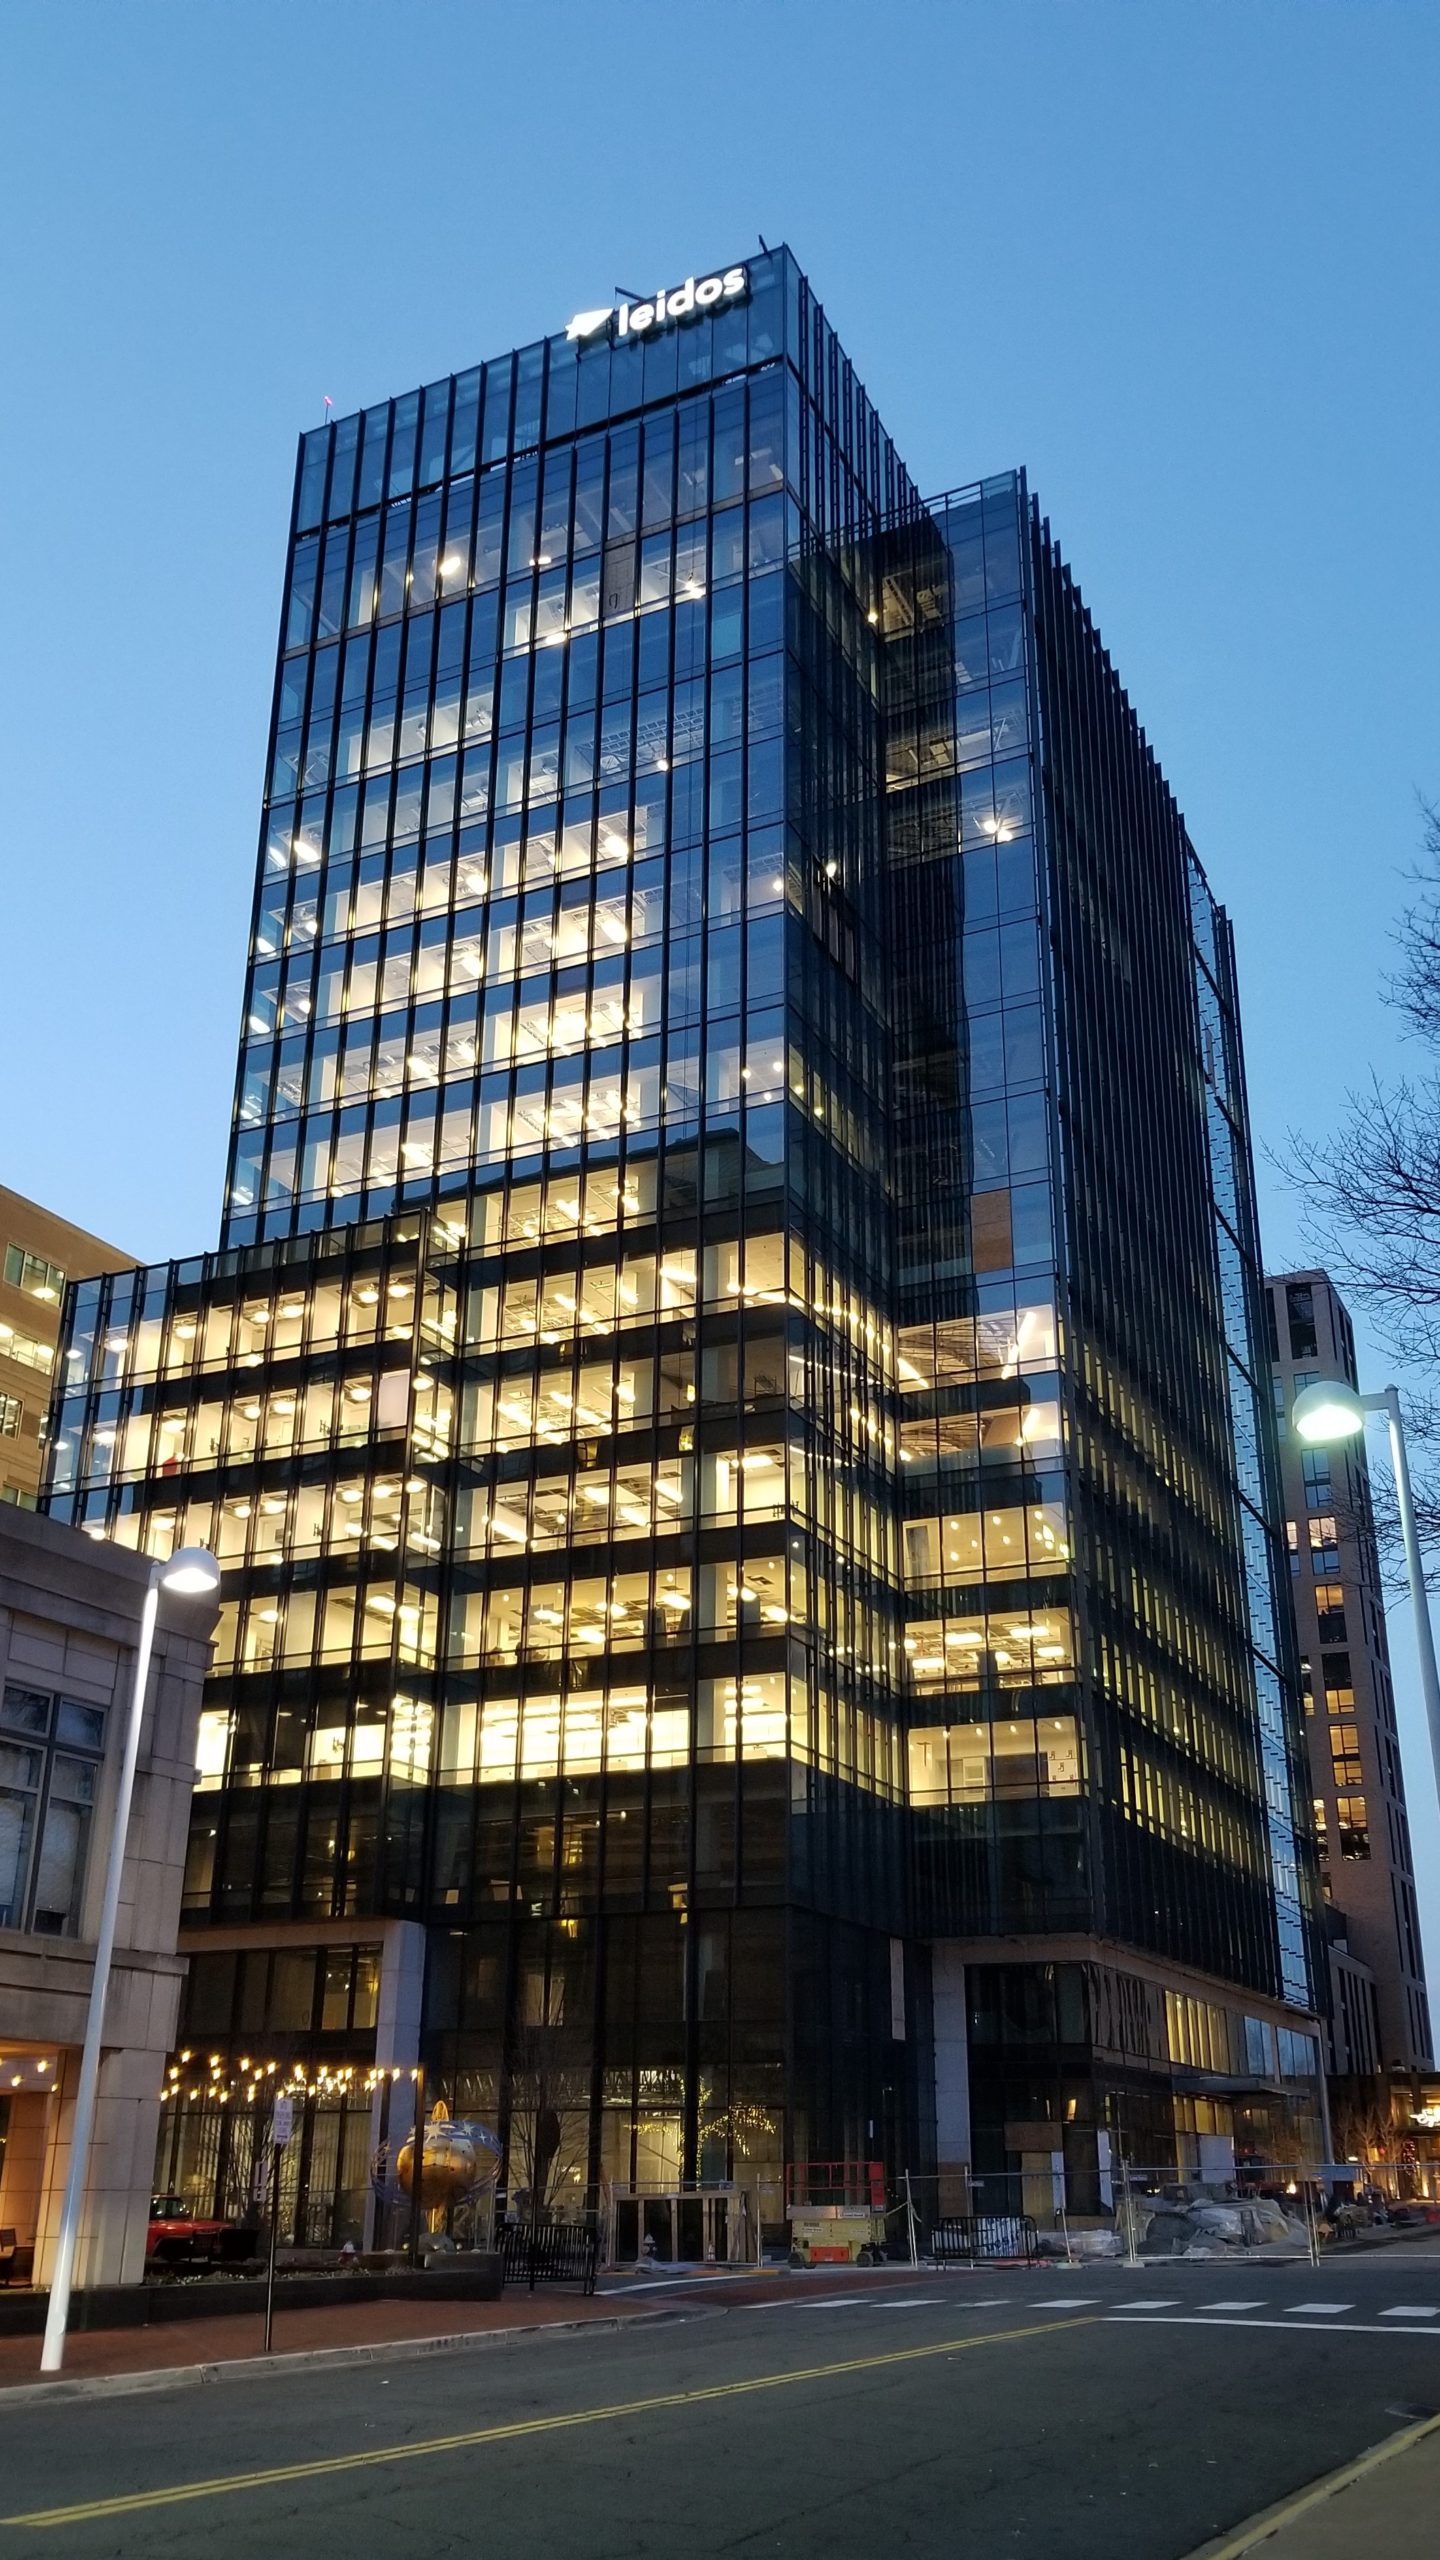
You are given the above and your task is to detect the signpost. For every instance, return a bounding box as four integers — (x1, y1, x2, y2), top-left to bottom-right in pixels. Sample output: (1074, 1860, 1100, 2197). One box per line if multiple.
(407, 2068, 425, 2268)
(263, 2095, 295, 2355)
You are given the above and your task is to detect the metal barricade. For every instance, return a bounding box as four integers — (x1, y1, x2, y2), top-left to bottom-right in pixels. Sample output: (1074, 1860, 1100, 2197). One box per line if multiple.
(500, 2222, 599, 2294)
(931, 2213, 1040, 2265)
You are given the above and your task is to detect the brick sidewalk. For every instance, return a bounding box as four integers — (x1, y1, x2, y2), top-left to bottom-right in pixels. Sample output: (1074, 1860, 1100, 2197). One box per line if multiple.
(0, 2287, 637, 2394)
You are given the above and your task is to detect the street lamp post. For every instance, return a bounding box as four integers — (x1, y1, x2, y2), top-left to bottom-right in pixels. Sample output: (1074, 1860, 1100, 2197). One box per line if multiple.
(39, 1544, 221, 2376)
(1291, 1380, 1440, 1800)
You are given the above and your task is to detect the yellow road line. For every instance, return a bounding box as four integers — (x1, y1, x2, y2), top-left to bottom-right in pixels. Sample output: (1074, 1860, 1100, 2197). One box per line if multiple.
(1188, 2405, 1440, 2559)
(3, 2313, 1093, 2531)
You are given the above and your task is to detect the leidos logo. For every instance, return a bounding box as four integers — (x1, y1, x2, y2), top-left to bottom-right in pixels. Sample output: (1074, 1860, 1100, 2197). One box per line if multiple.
(566, 266, 750, 346)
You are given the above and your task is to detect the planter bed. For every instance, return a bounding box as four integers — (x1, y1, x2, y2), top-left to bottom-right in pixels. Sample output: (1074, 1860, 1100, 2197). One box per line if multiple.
(0, 2255, 502, 2338)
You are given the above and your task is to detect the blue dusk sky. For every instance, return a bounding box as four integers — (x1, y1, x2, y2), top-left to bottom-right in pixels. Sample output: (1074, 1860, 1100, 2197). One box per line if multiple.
(4, 1, 1439, 1989)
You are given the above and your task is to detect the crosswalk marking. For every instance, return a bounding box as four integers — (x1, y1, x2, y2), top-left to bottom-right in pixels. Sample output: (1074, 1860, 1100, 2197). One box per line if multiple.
(1106, 2312, 1440, 2339)
(734, 2284, 1440, 2331)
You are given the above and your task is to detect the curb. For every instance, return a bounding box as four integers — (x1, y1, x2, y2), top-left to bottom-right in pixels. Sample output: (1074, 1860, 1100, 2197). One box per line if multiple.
(1335, 2228, 1440, 2258)
(1180, 2407, 1440, 2557)
(0, 2307, 673, 2409)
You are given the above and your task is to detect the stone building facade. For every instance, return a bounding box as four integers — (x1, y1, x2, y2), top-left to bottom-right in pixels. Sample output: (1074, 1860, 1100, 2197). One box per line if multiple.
(0, 1505, 215, 2286)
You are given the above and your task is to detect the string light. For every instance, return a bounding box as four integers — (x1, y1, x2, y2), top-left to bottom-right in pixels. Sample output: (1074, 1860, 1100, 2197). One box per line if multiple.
(157, 2054, 409, 2103)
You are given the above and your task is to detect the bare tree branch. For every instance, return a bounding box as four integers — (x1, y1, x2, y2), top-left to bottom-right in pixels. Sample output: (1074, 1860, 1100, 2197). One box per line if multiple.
(1280, 793, 1440, 1551)
(1385, 796, 1440, 1045)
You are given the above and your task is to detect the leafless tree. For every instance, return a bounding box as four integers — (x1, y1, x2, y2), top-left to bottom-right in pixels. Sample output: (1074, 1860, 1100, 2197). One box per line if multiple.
(1329, 2077, 1395, 2167)
(503, 1975, 591, 2225)
(1286, 795, 1440, 1546)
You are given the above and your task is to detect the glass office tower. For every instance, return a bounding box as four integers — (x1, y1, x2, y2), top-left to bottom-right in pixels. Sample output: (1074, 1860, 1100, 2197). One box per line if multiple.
(900, 482, 1322, 2196)
(45, 249, 1325, 2241)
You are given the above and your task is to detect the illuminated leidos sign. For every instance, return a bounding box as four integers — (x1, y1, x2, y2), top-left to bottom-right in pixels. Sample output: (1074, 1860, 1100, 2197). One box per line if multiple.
(566, 266, 749, 346)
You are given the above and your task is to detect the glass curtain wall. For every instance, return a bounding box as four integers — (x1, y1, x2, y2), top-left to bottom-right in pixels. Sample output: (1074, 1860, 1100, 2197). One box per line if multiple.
(898, 475, 1322, 2184)
(1188, 867, 1319, 2011)
(899, 478, 1084, 1951)
(51, 252, 936, 2209)
(1024, 498, 1304, 2012)
(46, 1224, 441, 1926)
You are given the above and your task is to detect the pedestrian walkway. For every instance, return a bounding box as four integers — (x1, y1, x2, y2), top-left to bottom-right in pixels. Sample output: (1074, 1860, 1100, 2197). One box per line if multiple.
(0, 2286, 641, 2397)
(1193, 2413, 1440, 2558)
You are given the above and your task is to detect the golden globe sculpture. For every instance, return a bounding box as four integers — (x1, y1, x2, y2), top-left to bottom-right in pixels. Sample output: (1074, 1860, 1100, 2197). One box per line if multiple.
(395, 2100, 502, 2212)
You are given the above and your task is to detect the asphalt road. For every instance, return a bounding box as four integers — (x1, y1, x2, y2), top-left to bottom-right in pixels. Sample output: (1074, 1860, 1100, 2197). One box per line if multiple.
(5, 2249, 1440, 2559)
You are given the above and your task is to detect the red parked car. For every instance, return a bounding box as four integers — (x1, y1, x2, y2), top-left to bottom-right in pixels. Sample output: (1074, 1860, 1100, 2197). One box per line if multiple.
(146, 2195, 257, 2269)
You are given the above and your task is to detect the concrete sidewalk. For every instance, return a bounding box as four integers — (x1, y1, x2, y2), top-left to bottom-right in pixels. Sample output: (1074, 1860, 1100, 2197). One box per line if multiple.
(1197, 2413, 1440, 2558)
(0, 2286, 642, 2400)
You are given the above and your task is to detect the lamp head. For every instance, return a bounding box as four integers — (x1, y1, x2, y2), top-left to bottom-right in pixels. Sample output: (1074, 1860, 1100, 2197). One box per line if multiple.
(1291, 1380, 1366, 1446)
(159, 1545, 222, 1596)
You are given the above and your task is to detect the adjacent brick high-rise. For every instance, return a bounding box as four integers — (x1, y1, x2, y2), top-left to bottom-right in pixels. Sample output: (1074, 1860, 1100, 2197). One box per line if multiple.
(1267, 1270, 1432, 2073)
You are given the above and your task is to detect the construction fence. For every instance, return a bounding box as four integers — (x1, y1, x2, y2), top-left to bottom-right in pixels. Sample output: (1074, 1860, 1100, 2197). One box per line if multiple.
(600, 2155, 1440, 2269)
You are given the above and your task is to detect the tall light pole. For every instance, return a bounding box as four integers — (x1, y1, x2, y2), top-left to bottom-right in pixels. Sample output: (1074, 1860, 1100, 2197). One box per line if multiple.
(40, 1544, 221, 2375)
(1291, 1380, 1440, 1800)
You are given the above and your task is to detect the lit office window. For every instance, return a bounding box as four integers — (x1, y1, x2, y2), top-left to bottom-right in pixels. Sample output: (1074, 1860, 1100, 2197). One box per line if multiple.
(0, 1320, 54, 1375)
(3, 1245, 67, 1303)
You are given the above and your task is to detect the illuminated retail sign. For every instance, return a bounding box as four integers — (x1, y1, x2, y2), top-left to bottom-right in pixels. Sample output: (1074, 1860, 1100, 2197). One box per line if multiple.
(565, 266, 749, 345)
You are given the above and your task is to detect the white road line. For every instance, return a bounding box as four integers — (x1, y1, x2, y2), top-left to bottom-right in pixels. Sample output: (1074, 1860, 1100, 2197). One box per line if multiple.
(1281, 2302, 1351, 2315)
(1107, 2314, 1440, 2339)
(600, 2270, 783, 2294)
(1380, 2305, 1440, 2319)
(1033, 2297, 1098, 2309)
(741, 2288, 1012, 2312)
(746, 2294, 866, 2312)
(1123, 2298, 1180, 2310)
(1198, 2300, 1265, 2311)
